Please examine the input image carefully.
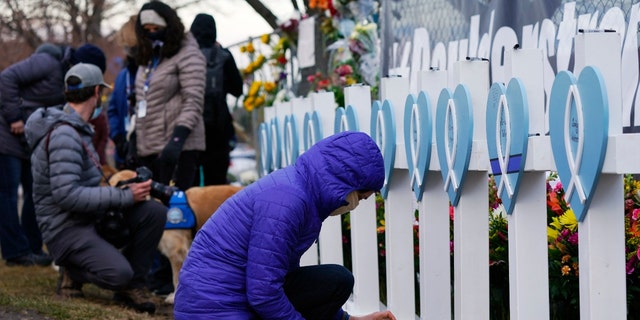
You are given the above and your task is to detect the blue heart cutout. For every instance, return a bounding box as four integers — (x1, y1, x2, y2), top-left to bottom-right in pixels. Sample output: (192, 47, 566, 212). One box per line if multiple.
(282, 115, 300, 167)
(303, 111, 322, 151)
(370, 100, 396, 199)
(486, 78, 529, 215)
(334, 105, 359, 133)
(283, 115, 299, 166)
(269, 118, 281, 170)
(549, 66, 609, 222)
(258, 122, 272, 176)
(435, 85, 474, 206)
(404, 92, 433, 202)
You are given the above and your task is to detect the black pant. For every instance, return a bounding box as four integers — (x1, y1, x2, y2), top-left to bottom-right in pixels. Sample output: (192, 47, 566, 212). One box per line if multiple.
(47, 200, 166, 290)
(139, 150, 201, 192)
(283, 264, 354, 320)
(199, 127, 231, 186)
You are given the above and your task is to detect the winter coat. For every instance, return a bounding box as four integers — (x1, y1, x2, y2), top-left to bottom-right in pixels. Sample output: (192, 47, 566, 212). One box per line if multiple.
(24, 105, 134, 244)
(133, 33, 206, 157)
(174, 131, 385, 319)
(108, 65, 136, 141)
(0, 47, 73, 159)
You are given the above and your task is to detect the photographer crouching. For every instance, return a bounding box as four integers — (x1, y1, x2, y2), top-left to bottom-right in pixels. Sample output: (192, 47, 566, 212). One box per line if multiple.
(24, 63, 166, 314)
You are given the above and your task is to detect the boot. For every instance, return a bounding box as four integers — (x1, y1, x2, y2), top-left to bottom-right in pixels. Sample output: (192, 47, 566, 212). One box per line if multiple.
(114, 287, 156, 314)
(55, 267, 84, 298)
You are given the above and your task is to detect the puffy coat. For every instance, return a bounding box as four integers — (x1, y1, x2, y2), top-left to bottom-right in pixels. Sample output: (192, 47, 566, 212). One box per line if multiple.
(174, 131, 385, 319)
(0, 47, 73, 159)
(24, 105, 134, 244)
(133, 33, 206, 157)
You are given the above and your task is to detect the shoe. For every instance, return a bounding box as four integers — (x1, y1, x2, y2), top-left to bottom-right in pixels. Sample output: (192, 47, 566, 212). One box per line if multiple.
(5, 252, 52, 267)
(114, 287, 156, 314)
(55, 267, 84, 298)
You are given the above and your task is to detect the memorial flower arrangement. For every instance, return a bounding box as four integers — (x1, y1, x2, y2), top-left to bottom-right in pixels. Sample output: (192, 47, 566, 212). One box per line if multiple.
(240, 22, 296, 112)
(307, 0, 380, 106)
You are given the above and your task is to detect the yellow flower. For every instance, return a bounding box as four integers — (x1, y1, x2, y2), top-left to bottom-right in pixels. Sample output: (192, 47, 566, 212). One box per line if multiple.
(561, 265, 571, 276)
(345, 77, 356, 86)
(261, 34, 270, 44)
(255, 54, 266, 67)
(254, 95, 265, 107)
(240, 45, 247, 53)
(561, 254, 571, 263)
(247, 42, 255, 53)
(547, 226, 559, 243)
(559, 210, 578, 232)
(243, 96, 255, 112)
(248, 81, 262, 96)
(264, 81, 277, 93)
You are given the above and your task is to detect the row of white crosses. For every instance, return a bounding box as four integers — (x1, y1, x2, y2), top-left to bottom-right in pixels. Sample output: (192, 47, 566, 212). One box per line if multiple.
(258, 31, 638, 320)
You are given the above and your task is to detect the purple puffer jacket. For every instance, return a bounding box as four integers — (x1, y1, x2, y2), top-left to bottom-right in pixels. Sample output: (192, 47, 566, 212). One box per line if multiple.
(174, 131, 385, 319)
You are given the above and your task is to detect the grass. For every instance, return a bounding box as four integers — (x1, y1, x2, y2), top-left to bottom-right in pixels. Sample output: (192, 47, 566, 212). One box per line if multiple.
(0, 263, 174, 319)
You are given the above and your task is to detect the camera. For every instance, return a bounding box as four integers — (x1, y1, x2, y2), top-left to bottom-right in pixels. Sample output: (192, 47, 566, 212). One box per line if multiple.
(96, 210, 130, 248)
(133, 166, 179, 200)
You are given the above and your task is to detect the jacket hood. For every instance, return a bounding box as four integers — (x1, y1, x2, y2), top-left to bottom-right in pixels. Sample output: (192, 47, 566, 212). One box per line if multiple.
(25, 105, 94, 151)
(294, 131, 384, 219)
(190, 13, 216, 48)
(35, 43, 63, 60)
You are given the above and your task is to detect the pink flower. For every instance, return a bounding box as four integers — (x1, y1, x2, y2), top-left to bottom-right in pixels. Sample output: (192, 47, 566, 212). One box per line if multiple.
(627, 253, 638, 274)
(307, 74, 315, 83)
(567, 232, 579, 245)
(553, 181, 563, 193)
(335, 64, 353, 76)
(637, 246, 640, 260)
(633, 208, 640, 221)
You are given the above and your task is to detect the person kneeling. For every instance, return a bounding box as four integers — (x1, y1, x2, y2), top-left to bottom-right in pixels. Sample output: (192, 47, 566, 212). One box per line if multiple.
(174, 131, 395, 320)
(25, 63, 166, 314)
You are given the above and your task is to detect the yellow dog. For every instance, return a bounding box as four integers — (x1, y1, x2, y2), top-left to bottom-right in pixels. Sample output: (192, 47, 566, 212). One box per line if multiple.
(108, 169, 242, 303)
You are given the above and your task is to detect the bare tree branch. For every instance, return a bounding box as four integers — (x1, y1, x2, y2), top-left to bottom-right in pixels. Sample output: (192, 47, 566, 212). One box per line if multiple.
(243, 0, 279, 30)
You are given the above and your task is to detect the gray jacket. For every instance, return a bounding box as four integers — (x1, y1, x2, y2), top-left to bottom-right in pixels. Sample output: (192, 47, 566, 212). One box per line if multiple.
(25, 105, 134, 243)
(134, 33, 206, 157)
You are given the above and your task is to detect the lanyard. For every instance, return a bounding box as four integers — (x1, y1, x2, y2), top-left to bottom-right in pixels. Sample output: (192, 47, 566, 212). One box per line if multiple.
(142, 56, 160, 100)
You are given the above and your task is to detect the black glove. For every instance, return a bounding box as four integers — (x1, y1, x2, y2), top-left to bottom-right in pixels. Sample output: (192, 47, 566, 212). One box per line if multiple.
(124, 131, 139, 169)
(158, 125, 190, 169)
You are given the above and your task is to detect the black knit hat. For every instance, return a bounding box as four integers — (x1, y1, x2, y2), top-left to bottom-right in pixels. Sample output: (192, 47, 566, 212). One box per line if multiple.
(72, 44, 106, 73)
(190, 13, 217, 48)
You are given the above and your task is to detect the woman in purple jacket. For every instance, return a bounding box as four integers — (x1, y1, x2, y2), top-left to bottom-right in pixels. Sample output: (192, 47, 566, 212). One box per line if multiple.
(174, 131, 396, 320)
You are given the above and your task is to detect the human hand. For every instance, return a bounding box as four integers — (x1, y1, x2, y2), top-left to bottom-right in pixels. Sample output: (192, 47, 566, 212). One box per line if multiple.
(128, 179, 152, 202)
(350, 310, 397, 320)
(157, 125, 190, 169)
(10, 120, 24, 135)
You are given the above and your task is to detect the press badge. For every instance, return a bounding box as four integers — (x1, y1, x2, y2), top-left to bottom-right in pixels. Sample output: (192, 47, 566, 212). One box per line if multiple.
(137, 100, 147, 118)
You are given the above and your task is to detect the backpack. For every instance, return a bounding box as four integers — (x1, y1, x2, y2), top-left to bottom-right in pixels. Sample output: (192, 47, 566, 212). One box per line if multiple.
(201, 45, 235, 145)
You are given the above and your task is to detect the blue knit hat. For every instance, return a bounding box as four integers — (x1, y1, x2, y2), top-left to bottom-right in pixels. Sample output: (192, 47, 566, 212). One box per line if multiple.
(72, 44, 106, 73)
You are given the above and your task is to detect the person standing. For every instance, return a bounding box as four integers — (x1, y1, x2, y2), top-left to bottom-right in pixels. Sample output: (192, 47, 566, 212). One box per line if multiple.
(190, 13, 243, 186)
(132, 1, 206, 191)
(132, 0, 206, 294)
(174, 131, 396, 320)
(25, 63, 166, 314)
(0, 43, 74, 266)
(108, 15, 139, 169)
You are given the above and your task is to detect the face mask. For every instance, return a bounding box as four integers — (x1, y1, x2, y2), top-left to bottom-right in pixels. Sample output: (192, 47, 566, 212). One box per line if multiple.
(91, 98, 103, 120)
(145, 29, 166, 42)
(330, 191, 360, 216)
